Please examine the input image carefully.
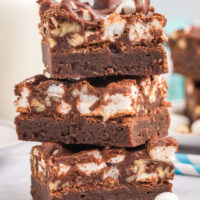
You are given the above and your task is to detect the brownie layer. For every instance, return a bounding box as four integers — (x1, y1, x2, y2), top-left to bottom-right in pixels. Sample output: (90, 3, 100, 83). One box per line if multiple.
(15, 107, 170, 147)
(38, 0, 167, 52)
(169, 26, 200, 81)
(43, 42, 168, 79)
(31, 176, 172, 200)
(31, 137, 177, 199)
(15, 75, 169, 121)
(185, 78, 200, 121)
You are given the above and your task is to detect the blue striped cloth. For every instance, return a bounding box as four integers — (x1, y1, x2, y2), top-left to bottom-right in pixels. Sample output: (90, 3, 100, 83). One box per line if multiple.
(174, 153, 200, 176)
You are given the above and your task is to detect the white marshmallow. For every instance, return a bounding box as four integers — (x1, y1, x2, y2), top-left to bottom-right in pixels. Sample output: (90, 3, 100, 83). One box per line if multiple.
(136, 172, 158, 182)
(17, 86, 30, 110)
(87, 150, 102, 160)
(155, 192, 179, 200)
(77, 85, 99, 115)
(107, 155, 125, 164)
(47, 84, 65, 99)
(57, 100, 71, 115)
(102, 93, 134, 120)
(103, 166, 119, 180)
(44, 71, 51, 79)
(56, 164, 71, 176)
(102, 84, 138, 120)
(115, 0, 136, 14)
(102, 14, 126, 42)
(70, 1, 78, 9)
(77, 162, 106, 176)
(129, 19, 163, 42)
(140, 78, 151, 96)
(82, 9, 91, 21)
(150, 146, 177, 162)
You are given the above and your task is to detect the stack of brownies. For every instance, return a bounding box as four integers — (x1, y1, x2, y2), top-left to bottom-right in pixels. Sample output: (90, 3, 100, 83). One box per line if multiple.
(169, 25, 200, 122)
(14, 0, 178, 199)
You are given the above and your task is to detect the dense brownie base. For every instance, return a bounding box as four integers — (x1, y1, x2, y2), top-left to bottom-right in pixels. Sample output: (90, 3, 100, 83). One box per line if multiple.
(31, 176, 172, 200)
(15, 107, 170, 147)
(43, 42, 168, 79)
(185, 78, 200, 121)
(169, 27, 200, 81)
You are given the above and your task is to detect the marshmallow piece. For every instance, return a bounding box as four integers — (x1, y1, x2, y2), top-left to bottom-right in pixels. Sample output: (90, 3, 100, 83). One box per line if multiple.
(107, 154, 125, 164)
(17, 87, 30, 109)
(101, 84, 138, 120)
(57, 164, 71, 176)
(77, 85, 99, 115)
(102, 93, 134, 120)
(136, 172, 158, 182)
(57, 100, 71, 115)
(77, 162, 106, 176)
(155, 192, 179, 200)
(82, 9, 91, 21)
(47, 84, 65, 98)
(102, 14, 126, 42)
(115, 0, 136, 14)
(87, 150, 102, 160)
(103, 166, 119, 180)
(129, 19, 163, 42)
(150, 146, 177, 162)
(140, 77, 151, 96)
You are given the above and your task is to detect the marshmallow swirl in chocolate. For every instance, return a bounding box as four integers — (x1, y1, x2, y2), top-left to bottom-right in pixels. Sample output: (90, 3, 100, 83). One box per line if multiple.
(60, 0, 151, 22)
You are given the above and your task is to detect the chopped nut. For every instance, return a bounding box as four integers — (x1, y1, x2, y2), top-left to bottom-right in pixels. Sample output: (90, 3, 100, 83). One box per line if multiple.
(126, 175, 136, 183)
(49, 38, 57, 48)
(170, 31, 178, 40)
(68, 33, 84, 47)
(195, 106, 200, 117)
(49, 180, 61, 191)
(177, 39, 187, 49)
(72, 89, 80, 98)
(31, 98, 46, 112)
(45, 100, 52, 107)
(156, 166, 171, 179)
(175, 125, 190, 134)
(51, 96, 61, 103)
(51, 22, 81, 37)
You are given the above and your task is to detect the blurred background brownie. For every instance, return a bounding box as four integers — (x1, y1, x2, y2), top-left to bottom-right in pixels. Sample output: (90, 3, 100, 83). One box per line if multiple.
(169, 26, 200, 81)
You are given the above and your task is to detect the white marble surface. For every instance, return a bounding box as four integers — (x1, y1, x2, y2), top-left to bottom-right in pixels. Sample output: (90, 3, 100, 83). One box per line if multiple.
(0, 143, 199, 200)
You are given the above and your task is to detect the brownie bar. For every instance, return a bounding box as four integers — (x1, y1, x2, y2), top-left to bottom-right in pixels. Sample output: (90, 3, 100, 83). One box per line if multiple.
(14, 75, 169, 121)
(169, 26, 200, 81)
(43, 42, 168, 79)
(38, 0, 168, 79)
(30, 137, 177, 199)
(31, 176, 172, 200)
(15, 107, 170, 147)
(185, 78, 200, 121)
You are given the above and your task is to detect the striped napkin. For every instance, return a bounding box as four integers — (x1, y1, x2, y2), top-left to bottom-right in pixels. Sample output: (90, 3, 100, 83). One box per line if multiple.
(174, 153, 200, 176)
